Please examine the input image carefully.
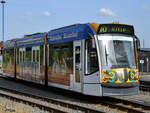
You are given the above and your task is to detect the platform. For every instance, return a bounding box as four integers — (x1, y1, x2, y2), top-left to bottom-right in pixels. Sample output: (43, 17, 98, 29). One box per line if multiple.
(140, 72, 150, 82)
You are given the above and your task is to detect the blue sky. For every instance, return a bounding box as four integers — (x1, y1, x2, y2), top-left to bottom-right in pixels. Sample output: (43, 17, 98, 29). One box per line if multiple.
(0, 0, 150, 47)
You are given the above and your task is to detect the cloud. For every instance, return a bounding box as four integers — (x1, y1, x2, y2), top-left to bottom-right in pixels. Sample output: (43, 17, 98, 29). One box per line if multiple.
(99, 8, 116, 17)
(43, 11, 51, 17)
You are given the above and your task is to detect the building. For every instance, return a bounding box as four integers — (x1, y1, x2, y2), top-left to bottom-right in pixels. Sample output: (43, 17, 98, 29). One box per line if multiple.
(138, 48, 150, 72)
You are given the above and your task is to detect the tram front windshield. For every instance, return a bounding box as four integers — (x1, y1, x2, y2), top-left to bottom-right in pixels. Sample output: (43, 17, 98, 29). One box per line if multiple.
(98, 34, 136, 69)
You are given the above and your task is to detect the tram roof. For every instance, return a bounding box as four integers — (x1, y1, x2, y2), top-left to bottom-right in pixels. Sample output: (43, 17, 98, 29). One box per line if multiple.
(16, 33, 45, 48)
(3, 24, 95, 49)
(47, 24, 95, 44)
(47, 23, 134, 44)
(3, 22, 134, 49)
(3, 33, 45, 49)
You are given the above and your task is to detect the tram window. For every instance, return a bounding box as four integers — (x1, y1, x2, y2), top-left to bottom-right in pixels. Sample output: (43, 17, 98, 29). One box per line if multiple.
(37, 50, 39, 62)
(85, 39, 98, 75)
(20, 51, 22, 63)
(17, 49, 19, 64)
(40, 46, 44, 65)
(33, 50, 35, 62)
(23, 51, 25, 62)
(49, 42, 73, 74)
(75, 47, 80, 65)
(26, 47, 32, 62)
(49, 45, 54, 67)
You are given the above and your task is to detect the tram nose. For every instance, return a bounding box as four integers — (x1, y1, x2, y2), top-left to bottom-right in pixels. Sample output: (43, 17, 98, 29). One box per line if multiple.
(102, 68, 138, 83)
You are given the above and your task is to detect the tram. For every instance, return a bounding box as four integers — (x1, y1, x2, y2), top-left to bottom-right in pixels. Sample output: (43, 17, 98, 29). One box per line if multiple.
(2, 22, 139, 96)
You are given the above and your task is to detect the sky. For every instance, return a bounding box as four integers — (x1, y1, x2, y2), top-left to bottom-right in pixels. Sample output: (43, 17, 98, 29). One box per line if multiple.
(0, 0, 150, 47)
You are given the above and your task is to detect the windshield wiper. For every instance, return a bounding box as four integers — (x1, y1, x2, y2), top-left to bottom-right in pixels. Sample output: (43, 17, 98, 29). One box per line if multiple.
(105, 45, 108, 65)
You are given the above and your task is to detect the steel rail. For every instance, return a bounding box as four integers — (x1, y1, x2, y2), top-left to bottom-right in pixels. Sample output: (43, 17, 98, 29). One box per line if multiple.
(0, 89, 68, 113)
(100, 97, 150, 113)
(0, 76, 150, 113)
(1, 86, 149, 113)
(140, 80, 150, 92)
(0, 86, 104, 113)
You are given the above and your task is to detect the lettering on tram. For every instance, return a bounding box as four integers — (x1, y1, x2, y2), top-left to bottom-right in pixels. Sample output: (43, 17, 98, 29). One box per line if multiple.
(98, 24, 134, 35)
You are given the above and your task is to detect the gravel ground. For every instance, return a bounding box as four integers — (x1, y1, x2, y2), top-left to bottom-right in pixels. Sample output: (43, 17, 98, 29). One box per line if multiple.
(0, 77, 107, 112)
(0, 89, 86, 113)
(113, 93, 150, 105)
(0, 76, 149, 113)
(0, 96, 50, 113)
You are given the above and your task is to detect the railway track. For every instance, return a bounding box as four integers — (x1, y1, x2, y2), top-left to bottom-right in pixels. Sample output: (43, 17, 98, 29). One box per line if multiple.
(101, 97, 150, 113)
(0, 86, 105, 113)
(1, 87, 150, 113)
(0, 77, 149, 113)
(140, 80, 150, 93)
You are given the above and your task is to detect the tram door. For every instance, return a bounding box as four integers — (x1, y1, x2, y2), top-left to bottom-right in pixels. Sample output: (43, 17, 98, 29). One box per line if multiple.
(32, 46, 40, 82)
(73, 41, 82, 92)
(19, 48, 25, 78)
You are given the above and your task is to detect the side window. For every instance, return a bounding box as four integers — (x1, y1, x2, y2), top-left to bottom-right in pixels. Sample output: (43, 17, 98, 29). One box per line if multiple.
(85, 38, 99, 75)
(49, 42, 73, 74)
(40, 46, 44, 65)
(17, 49, 19, 64)
(33, 50, 35, 62)
(26, 47, 32, 62)
(20, 51, 22, 63)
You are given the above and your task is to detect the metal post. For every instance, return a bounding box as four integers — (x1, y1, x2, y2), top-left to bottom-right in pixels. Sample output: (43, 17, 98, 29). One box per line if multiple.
(1, 0, 6, 42)
(14, 40, 16, 79)
(143, 39, 145, 48)
(142, 63, 143, 73)
(147, 58, 149, 72)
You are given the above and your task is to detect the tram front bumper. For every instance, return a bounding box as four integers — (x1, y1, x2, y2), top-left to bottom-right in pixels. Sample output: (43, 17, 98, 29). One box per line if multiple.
(102, 85, 139, 96)
(101, 82, 139, 88)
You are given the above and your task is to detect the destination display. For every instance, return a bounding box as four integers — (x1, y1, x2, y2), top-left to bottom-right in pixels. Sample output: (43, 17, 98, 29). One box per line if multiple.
(97, 24, 134, 35)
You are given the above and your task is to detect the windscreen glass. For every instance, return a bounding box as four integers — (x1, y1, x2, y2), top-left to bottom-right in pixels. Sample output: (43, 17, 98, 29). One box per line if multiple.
(98, 34, 136, 69)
